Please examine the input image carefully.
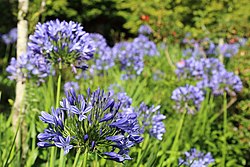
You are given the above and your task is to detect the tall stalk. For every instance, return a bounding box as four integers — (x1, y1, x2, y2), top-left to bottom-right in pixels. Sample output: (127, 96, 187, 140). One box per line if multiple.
(50, 61, 62, 167)
(222, 92, 227, 167)
(167, 109, 187, 167)
(83, 148, 88, 167)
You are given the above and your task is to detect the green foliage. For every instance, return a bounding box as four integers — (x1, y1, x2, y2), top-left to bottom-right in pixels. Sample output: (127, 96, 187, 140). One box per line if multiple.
(117, 0, 250, 41)
(43, 0, 127, 45)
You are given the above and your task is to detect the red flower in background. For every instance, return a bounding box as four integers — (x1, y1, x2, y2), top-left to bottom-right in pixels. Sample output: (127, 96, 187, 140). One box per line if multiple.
(229, 38, 238, 44)
(140, 15, 150, 22)
(172, 31, 177, 37)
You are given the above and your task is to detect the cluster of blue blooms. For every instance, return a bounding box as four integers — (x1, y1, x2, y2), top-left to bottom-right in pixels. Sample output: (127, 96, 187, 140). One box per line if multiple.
(182, 36, 246, 58)
(173, 37, 243, 113)
(108, 85, 166, 141)
(78, 24, 159, 80)
(64, 81, 80, 94)
(6, 51, 53, 83)
(179, 148, 214, 167)
(138, 24, 152, 35)
(1, 28, 17, 45)
(88, 33, 115, 75)
(137, 103, 166, 140)
(171, 85, 204, 114)
(38, 88, 143, 162)
(176, 56, 242, 96)
(7, 20, 95, 82)
(28, 19, 95, 68)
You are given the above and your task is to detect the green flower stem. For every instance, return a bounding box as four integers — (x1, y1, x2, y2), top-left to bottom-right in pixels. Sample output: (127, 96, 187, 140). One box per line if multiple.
(136, 134, 149, 167)
(167, 109, 187, 167)
(73, 148, 81, 167)
(59, 149, 65, 167)
(50, 61, 62, 167)
(56, 61, 62, 108)
(83, 148, 88, 167)
(222, 92, 227, 167)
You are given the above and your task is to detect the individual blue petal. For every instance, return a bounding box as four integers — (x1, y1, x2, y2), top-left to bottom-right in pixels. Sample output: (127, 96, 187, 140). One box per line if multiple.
(99, 113, 114, 123)
(103, 152, 125, 163)
(37, 142, 54, 148)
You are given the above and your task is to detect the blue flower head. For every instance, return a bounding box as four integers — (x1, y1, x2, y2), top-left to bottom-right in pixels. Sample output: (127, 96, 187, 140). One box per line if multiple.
(37, 88, 143, 162)
(179, 148, 214, 167)
(28, 19, 95, 72)
(218, 43, 239, 58)
(1, 28, 17, 45)
(171, 85, 204, 114)
(64, 81, 79, 94)
(88, 33, 115, 74)
(137, 103, 166, 140)
(138, 24, 152, 35)
(6, 51, 53, 83)
(109, 86, 166, 141)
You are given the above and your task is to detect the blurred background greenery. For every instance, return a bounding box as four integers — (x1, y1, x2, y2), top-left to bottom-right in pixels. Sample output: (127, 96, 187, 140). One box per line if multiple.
(1, 0, 250, 43)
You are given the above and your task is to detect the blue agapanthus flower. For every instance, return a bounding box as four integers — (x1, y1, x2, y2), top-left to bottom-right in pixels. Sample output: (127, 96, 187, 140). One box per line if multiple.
(112, 35, 159, 80)
(133, 34, 159, 57)
(6, 51, 53, 82)
(182, 43, 206, 58)
(1, 28, 17, 45)
(138, 24, 152, 35)
(176, 57, 225, 80)
(112, 41, 144, 80)
(176, 54, 243, 96)
(218, 43, 239, 58)
(64, 81, 79, 94)
(109, 85, 166, 140)
(137, 103, 166, 140)
(28, 19, 95, 72)
(88, 33, 115, 73)
(171, 85, 204, 114)
(179, 148, 214, 167)
(197, 70, 243, 96)
(37, 88, 143, 162)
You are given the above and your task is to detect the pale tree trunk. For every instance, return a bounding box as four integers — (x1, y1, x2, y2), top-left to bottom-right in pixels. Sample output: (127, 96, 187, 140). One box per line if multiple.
(12, 0, 29, 161)
(12, 0, 29, 133)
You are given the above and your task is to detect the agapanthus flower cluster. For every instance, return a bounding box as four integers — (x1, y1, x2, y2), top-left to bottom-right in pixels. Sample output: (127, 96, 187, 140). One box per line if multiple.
(28, 19, 95, 72)
(88, 33, 115, 73)
(7, 20, 96, 83)
(113, 35, 159, 80)
(179, 148, 214, 167)
(63, 81, 79, 94)
(138, 24, 152, 35)
(182, 43, 206, 58)
(37, 88, 143, 162)
(133, 35, 159, 57)
(171, 85, 204, 114)
(197, 70, 243, 96)
(137, 103, 166, 140)
(217, 43, 240, 58)
(176, 55, 243, 96)
(6, 51, 53, 82)
(75, 27, 159, 80)
(176, 57, 225, 79)
(112, 41, 144, 80)
(1, 28, 17, 45)
(108, 85, 166, 140)
(182, 36, 242, 58)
